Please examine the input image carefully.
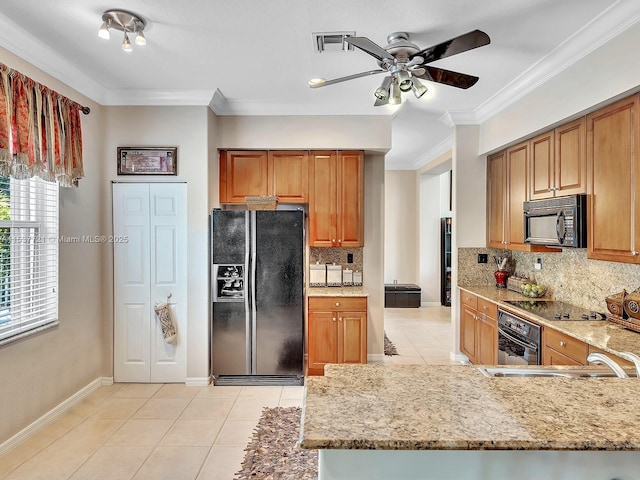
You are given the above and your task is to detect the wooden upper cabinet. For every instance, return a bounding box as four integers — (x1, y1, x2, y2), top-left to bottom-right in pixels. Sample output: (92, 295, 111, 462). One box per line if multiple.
(337, 151, 364, 247)
(487, 145, 559, 252)
(487, 150, 507, 249)
(267, 151, 308, 203)
(587, 94, 640, 263)
(530, 118, 586, 200)
(554, 117, 586, 197)
(529, 131, 555, 200)
(309, 150, 364, 247)
(506, 142, 529, 250)
(219, 150, 308, 204)
(220, 150, 268, 203)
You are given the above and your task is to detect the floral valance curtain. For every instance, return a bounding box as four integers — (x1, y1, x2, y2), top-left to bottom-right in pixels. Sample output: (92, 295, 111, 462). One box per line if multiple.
(0, 63, 86, 187)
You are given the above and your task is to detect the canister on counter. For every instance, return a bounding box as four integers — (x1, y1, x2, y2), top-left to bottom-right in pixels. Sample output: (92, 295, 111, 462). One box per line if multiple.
(342, 268, 353, 286)
(326, 264, 342, 287)
(310, 263, 326, 287)
(353, 271, 362, 286)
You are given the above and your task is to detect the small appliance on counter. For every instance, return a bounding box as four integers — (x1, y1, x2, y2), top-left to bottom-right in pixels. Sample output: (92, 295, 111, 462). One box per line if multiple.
(310, 263, 327, 287)
(342, 268, 353, 286)
(326, 263, 343, 287)
(353, 271, 362, 286)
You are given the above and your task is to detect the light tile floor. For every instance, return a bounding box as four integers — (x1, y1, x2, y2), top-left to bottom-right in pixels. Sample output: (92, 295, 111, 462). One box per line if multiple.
(0, 306, 453, 479)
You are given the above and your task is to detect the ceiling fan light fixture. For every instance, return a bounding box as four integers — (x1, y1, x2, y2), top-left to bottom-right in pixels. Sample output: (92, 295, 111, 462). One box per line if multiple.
(389, 79, 402, 105)
(307, 78, 327, 87)
(396, 70, 412, 92)
(411, 78, 428, 99)
(374, 76, 392, 100)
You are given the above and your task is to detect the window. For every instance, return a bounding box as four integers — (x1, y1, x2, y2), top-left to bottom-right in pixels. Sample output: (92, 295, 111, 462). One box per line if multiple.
(0, 175, 58, 343)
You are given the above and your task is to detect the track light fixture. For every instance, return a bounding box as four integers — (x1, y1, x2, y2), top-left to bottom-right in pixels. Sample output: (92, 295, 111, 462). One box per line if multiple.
(98, 10, 147, 52)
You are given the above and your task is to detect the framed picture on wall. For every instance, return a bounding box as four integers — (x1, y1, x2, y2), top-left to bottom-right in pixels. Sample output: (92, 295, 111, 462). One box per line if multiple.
(117, 147, 178, 175)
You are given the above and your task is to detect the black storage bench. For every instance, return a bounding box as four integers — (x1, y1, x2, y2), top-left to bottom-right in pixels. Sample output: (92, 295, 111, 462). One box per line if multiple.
(384, 284, 421, 308)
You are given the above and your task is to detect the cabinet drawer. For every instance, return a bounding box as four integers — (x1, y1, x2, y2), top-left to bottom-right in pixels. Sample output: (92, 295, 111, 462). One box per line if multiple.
(460, 290, 478, 309)
(477, 298, 498, 319)
(309, 296, 367, 312)
(545, 328, 587, 364)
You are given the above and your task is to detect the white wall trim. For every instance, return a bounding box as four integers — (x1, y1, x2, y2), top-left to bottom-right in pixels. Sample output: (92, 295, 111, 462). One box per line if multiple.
(186, 377, 211, 387)
(102, 377, 114, 386)
(368, 353, 385, 364)
(0, 377, 106, 456)
(451, 352, 469, 364)
(421, 302, 441, 307)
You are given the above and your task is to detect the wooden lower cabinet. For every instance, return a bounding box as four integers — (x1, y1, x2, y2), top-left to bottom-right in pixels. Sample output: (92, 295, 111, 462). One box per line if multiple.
(307, 296, 367, 376)
(459, 290, 497, 365)
(542, 328, 587, 365)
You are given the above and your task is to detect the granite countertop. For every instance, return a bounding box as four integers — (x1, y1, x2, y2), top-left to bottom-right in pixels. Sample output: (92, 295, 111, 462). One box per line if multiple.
(307, 286, 369, 297)
(459, 285, 640, 358)
(299, 364, 640, 451)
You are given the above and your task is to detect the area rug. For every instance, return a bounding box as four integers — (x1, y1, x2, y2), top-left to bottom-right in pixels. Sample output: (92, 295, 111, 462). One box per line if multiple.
(384, 331, 399, 356)
(234, 407, 318, 480)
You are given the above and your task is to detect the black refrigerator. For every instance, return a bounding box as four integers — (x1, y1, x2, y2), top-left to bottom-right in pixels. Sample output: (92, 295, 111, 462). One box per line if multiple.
(211, 209, 304, 385)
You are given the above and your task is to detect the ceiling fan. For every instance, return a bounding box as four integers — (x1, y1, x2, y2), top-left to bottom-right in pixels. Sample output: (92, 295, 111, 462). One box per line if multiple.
(308, 29, 490, 106)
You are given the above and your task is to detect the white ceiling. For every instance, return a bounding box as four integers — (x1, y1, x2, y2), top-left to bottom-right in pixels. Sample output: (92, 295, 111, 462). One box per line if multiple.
(0, 0, 638, 169)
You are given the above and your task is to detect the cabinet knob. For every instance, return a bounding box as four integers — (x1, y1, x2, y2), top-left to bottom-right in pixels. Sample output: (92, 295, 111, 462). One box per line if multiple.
(547, 188, 553, 192)
(332, 317, 336, 322)
(332, 239, 336, 245)
(559, 341, 566, 347)
(632, 251, 639, 256)
(335, 302, 340, 307)
(338, 239, 342, 244)
(339, 317, 343, 322)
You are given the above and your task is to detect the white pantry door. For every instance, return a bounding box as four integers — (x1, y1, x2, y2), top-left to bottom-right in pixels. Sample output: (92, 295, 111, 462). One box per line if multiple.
(113, 183, 187, 383)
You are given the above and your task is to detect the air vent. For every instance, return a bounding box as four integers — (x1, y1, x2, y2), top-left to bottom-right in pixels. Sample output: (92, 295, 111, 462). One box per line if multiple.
(312, 31, 355, 52)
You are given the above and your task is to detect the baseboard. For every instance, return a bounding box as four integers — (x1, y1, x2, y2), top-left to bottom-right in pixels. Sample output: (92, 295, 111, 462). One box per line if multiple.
(368, 353, 385, 363)
(421, 301, 442, 307)
(0, 377, 106, 456)
(451, 352, 469, 364)
(185, 377, 211, 387)
(102, 377, 114, 386)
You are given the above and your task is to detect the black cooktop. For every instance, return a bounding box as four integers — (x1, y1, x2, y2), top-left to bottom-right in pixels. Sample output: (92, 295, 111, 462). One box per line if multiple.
(503, 300, 606, 322)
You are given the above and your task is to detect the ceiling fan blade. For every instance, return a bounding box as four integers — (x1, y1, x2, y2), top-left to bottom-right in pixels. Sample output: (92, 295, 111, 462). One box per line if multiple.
(308, 69, 385, 88)
(345, 36, 395, 62)
(410, 29, 490, 65)
(413, 66, 479, 89)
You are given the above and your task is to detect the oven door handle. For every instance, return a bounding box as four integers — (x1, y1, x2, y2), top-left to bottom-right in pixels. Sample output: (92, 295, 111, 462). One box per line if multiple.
(498, 326, 539, 351)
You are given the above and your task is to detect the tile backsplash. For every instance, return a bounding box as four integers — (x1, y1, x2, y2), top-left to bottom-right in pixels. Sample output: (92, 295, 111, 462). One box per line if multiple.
(309, 247, 363, 275)
(458, 247, 640, 312)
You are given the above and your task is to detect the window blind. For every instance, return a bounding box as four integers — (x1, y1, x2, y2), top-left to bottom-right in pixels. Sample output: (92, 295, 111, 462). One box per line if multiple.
(0, 175, 58, 342)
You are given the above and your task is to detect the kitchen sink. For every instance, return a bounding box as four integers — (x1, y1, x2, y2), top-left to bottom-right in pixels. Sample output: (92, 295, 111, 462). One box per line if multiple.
(477, 366, 638, 378)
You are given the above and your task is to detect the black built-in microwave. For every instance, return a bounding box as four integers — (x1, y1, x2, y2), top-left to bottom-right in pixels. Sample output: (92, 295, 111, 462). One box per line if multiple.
(523, 194, 587, 248)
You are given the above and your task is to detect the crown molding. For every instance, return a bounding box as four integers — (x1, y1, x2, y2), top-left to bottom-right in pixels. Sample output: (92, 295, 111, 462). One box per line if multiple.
(439, 111, 478, 127)
(386, 135, 452, 171)
(475, 0, 640, 123)
(103, 89, 215, 106)
(0, 12, 107, 104)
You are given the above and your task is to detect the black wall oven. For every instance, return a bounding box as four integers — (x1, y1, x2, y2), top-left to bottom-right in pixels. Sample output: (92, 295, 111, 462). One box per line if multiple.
(497, 310, 541, 365)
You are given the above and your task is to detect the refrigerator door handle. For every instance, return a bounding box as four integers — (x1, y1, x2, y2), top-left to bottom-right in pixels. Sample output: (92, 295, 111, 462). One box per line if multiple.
(250, 211, 258, 374)
(244, 210, 252, 375)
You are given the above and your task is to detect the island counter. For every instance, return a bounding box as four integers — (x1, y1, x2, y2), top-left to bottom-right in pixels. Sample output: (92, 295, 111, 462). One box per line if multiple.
(299, 364, 640, 480)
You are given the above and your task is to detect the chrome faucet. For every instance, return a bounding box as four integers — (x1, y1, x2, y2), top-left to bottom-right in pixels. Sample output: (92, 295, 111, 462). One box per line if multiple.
(618, 352, 640, 377)
(586, 352, 629, 378)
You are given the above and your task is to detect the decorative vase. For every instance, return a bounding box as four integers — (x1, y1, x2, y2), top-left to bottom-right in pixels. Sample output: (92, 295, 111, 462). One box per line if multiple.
(494, 270, 508, 289)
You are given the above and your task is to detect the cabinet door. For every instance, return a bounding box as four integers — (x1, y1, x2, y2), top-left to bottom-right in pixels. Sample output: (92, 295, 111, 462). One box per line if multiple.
(487, 150, 506, 249)
(307, 310, 339, 375)
(460, 305, 478, 363)
(506, 142, 529, 249)
(309, 151, 338, 247)
(529, 131, 555, 200)
(477, 314, 497, 365)
(587, 94, 640, 263)
(339, 311, 367, 364)
(223, 151, 268, 203)
(543, 348, 583, 366)
(337, 151, 364, 247)
(268, 151, 308, 203)
(555, 117, 586, 197)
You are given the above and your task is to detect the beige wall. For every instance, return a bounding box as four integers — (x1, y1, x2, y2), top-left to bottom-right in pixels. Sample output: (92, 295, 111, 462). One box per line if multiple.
(103, 106, 211, 383)
(384, 171, 418, 285)
(0, 48, 106, 442)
